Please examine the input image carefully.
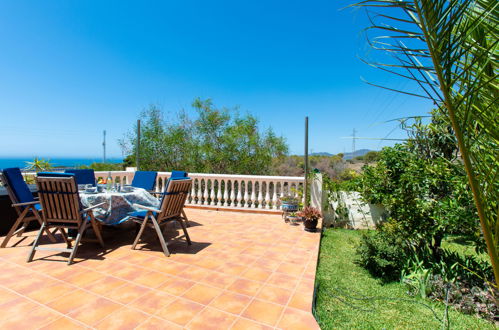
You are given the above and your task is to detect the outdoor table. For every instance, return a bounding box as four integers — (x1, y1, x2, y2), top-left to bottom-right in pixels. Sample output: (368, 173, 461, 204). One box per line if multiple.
(79, 187, 160, 225)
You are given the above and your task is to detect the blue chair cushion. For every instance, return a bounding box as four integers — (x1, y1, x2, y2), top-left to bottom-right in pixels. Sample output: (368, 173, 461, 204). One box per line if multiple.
(131, 171, 157, 191)
(2, 167, 35, 204)
(64, 169, 96, 186)
(171, 170, 188, 178)
(129, 210, 157, 219)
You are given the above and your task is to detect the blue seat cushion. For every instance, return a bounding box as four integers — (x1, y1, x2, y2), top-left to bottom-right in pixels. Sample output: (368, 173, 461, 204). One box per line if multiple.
(131, 171, 157, 191)
(2, 167, 35, 204)
(171, 170, 188, 179)
(129, 210, 157, 219)
(64, 169, 96, 186)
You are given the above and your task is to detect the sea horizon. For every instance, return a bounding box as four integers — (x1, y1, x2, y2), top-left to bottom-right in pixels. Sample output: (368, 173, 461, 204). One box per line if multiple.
(0, 157, 123, 170)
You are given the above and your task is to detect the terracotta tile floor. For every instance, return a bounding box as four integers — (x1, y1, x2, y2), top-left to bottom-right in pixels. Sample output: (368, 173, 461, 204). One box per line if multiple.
(0, 209, 320, 329)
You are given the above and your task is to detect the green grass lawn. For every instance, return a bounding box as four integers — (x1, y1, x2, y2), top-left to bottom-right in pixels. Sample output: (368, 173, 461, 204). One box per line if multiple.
(314, 229, 494, 329)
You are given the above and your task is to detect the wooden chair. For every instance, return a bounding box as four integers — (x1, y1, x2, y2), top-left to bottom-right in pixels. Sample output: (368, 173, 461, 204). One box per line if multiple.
(0, 168, 56, 248)
(27, 174, 105, 265)
(129, 178, 192, 257)
(150, 171, 191, 227)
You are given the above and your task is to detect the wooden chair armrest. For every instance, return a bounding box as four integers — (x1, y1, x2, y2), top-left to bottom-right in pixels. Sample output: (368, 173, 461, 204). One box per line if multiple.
(132, 204, 161, 213)
(81, 202, 106, 214)
(12, 201, 39, 207)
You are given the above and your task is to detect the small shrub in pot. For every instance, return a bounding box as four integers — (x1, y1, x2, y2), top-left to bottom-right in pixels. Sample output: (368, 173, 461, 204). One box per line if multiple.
(298, 206, 322, 232)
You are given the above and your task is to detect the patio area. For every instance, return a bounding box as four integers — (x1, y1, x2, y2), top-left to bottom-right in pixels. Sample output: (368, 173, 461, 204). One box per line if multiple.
(0, 208, 320, 329)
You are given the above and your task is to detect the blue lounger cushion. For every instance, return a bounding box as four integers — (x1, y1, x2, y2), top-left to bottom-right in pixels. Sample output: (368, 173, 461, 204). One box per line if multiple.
(64, 169, 96, 186)
(2, 167, 36, 204)
(131, 171, 158, 191)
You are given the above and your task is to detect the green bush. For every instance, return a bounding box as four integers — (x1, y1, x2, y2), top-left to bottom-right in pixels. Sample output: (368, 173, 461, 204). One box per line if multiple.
(357, 230, 408, 281)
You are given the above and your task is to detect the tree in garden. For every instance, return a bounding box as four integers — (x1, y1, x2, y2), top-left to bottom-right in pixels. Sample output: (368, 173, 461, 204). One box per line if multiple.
(354, 0, 499, 286)
(119, 99, 288, 175)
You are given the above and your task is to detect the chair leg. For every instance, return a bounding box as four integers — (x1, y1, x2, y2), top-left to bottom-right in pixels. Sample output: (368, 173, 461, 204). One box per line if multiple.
(67, 222, 87, 265)
(178, 219, 192, 245)
(1, 208, 28, 248)
(151, 216, 170, 257)
(33, 208, 57, 243)
(132, 216, 149, 250)
(59, 228, 72, 248)
(26, 223, 46, 263)
(89, 213, 104, 248)
(181, 209, 190, 227)
(17, 221, 29, 237)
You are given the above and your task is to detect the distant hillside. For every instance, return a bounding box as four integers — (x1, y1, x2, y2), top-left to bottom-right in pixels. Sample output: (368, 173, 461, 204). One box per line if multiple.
(343, 149, 373, 160)
(307, 149, 375, 159)
(310, 152, 334, 156)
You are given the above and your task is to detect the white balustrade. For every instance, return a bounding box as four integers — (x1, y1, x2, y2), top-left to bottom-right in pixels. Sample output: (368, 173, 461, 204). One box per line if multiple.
(19, 170, 304, 212)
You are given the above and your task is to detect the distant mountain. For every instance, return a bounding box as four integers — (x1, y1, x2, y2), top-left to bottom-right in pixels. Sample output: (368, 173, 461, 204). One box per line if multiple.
(343, 149, 373, 160)
(310, 152, 334, 156)
(307, 149, 375, 159)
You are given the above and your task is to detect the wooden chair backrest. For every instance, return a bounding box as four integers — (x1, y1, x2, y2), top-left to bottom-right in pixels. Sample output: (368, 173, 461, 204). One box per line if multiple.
(158, 179, 192, 221)
(36, 176, 82, 227)
(0, 172, 22, 215)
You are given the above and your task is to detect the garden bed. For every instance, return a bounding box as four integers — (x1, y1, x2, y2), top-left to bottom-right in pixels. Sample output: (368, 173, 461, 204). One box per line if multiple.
(314, 229, 494, 329)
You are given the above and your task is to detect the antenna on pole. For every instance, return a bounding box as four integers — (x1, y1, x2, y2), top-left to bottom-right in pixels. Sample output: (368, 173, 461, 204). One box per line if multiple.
(136, 120, 141, 170)
(304, 116, 309, 208)
(102, 130, 106, 163)
(352, 128, 356, 155)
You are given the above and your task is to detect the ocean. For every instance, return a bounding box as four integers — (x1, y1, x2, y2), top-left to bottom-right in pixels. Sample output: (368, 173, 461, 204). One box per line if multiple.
(0, 157, 123, 170)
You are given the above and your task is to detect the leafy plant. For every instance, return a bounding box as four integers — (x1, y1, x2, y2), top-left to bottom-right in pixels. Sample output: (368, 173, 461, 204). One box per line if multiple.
(357, 230, 409, 281)
(353, 0, 499, 287)
(298, 206, 322, 221)
(25, 157, 53, 172)
(279, 195, 300, 204)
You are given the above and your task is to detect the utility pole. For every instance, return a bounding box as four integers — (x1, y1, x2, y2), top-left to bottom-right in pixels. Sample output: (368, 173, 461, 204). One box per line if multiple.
(304, 117, 309, 207)
(102, 130, 106, 163)
(352, 128, 357, 155)
(136, 120, 141, 170)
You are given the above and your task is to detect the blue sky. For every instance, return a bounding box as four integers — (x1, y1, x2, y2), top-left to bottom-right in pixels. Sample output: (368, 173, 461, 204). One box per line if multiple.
(0, 0, 432, 158)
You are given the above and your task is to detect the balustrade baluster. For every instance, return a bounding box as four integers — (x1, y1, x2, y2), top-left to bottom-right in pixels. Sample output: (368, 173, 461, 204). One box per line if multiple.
(202, 179, 209, 205)
(243, 181, 250, 208)
(196, 179, 202, 205)
(257, 181, 263, 209)
(265, 181, 271, 209)
(217, 180, 223, 206)
(223, 180, 229, 207)
(230, 181, 236, 207)
(272, 181, 279, 210)
(236, 181, 243, 207)
(248, 181, 255, 208)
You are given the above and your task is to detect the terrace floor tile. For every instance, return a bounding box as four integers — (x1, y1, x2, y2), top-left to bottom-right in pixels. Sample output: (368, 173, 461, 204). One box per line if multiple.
(0, 209, 320, 329)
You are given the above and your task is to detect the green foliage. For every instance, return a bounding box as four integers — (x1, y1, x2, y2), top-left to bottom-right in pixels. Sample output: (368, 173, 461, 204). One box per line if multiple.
(357, 230, 408, 281)
(363, 151, 380, 163)
(25, 157, 53, 172)
(120, 99, 288, 174)
(79, 162, 124, 171)
(358, 116, 481, 259)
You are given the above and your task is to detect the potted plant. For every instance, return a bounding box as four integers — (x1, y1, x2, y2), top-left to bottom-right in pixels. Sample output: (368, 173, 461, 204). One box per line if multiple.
(298, 206, 322, 232)
(286, 212, 302, 225)
(279, 195, 300, 212)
